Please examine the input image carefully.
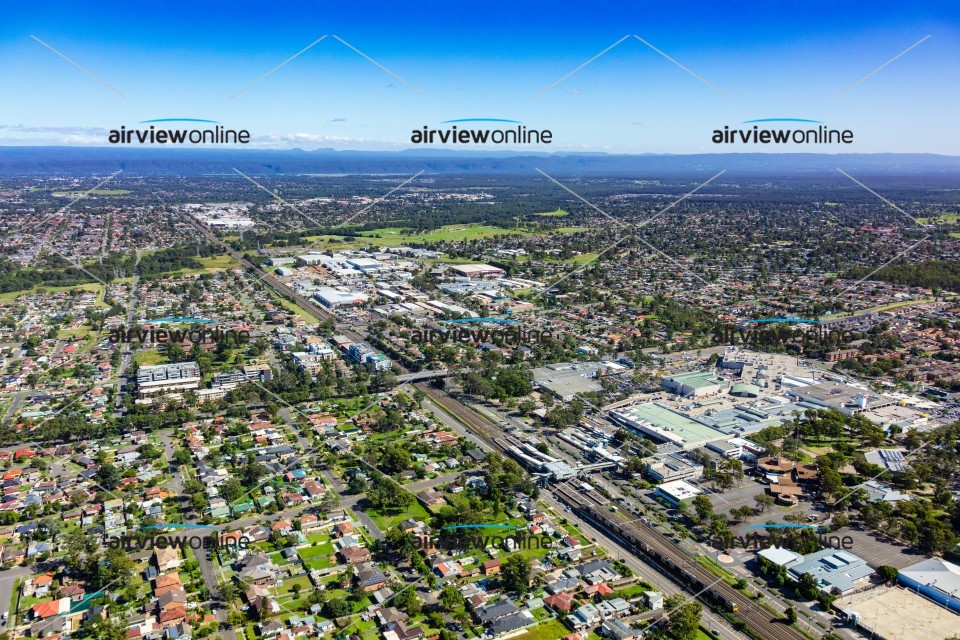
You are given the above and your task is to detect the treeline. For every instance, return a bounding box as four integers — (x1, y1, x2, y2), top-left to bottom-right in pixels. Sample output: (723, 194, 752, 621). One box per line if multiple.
(0, 401, 202, 446)
(0, 244, 224, 295)
(843, 260, 960, 292)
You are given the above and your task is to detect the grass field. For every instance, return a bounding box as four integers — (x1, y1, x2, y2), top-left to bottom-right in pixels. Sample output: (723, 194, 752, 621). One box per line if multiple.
(367, 501, 431, 531)
(535, 209, 569, 217)
(0, 282, 107, 304)
(135, 349, 167, 365)
(277, 297, 320, 323)
(820, 297, 935, 320)
(916, 212, 959, 224)
(195, 254, 238, 270)
(514, 619, 568, 640)
(57, 326, 92, 339)
(298, 542, 335, 560)
(158, 252, 239, 276)
(567, 252, 599, 265)
(304, 223, 587, 250)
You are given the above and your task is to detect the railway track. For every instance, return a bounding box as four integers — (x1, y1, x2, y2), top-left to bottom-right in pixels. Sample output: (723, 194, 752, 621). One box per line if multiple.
(415, 384, 509, 451)
(182, 217, 367, 344)
(552, 480, 812, 640)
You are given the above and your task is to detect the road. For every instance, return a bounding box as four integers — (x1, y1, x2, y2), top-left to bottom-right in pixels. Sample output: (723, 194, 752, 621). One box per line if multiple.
(539, 489, 747, 640)
(418, 382, 836, 640)
(0, 565, 34, 626)
(2, 391, 28, 422)
(114, 251, 140, 411)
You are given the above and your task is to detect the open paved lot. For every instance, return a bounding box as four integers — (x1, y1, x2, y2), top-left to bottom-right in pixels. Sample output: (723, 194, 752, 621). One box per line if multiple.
(836, 586, 959, 640)
(833, 527, 925, 569)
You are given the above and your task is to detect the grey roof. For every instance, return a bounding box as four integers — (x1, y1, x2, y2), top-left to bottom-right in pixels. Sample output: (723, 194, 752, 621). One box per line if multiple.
(787, 549, 874, 593)
(489, 612, 532, 635)
(476, 600, 519, 623)
(898, 558, 960, 597)
(864, 449, 908, 472)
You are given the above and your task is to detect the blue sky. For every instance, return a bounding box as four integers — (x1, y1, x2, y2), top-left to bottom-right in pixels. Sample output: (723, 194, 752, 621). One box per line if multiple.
(1, 0, 958, 153)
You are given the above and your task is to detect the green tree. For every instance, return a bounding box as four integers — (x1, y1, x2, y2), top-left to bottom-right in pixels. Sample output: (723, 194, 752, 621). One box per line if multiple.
(323, 598, 351, 618)
(220, 477, 244, 504)
(754, 493, 775, 513)
(218, 580, 238, 602)
(876, 565, 898, 584)
(796, 572, 819, 600)
(500, 555, 532, 595)
(692, 495, 713, 523)
(663, 594, 702, 640)
(98, 546, 135, 588)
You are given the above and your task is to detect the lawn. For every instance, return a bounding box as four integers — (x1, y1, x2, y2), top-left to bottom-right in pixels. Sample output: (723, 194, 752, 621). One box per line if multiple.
(303, 223, 587, 250)
(695, 555, 737, 586)
(567, 252, 599, 265)
(135, 349, 167, 365)
(277, 297, 321, 323)
(515, 619, 569, 640)
(306, 532, 333, 545)
(916, 212, 959, 224)
(358, 224, 529, 244)
(277, 574, 313, 596)
(366, 501, 431, 531)
(298, 542, 335, 560)
(57, 325, 93, 339)
(299, 549, 338, 571)
(612, 584, 654, 600)
(534, 209, 569, 217)
(0, 282, 107, 304)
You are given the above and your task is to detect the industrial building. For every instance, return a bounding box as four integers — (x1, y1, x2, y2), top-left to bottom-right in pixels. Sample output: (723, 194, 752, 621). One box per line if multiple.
(314, 287, 369, 308)
(653, 479, 701, 507)
(785, 381, 896, 417)
(782, 549, 874, 595)
(864, 449, 908, 472)
(609, 403, 726, 449)
(346, 257, 387, 274)
(644, 452, 704, 483)
(532, 362, 605, 401)
(661, 371, 726, 398)
(447, 263, 505, 279)
(760, 547, 874, 595)
(897, 558, 960, 613)
(694, 401, 808, 437)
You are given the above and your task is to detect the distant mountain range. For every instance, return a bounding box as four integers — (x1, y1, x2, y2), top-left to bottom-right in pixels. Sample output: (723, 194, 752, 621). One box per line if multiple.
(1, 147, 959, 177)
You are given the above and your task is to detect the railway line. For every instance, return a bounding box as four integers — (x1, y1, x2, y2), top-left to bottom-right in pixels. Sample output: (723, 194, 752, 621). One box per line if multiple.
(415, 384, 511, 451)
(551, 480, 813, 640)
(181, 218, 815, 640)
(182, 216, 367, 344)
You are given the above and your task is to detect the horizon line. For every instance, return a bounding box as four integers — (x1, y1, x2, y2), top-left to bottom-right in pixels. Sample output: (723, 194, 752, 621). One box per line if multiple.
(0, 145, 956, 158)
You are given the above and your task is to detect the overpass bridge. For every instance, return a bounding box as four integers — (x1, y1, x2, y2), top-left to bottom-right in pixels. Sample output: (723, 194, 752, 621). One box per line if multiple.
(396, 370, 451, 383)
